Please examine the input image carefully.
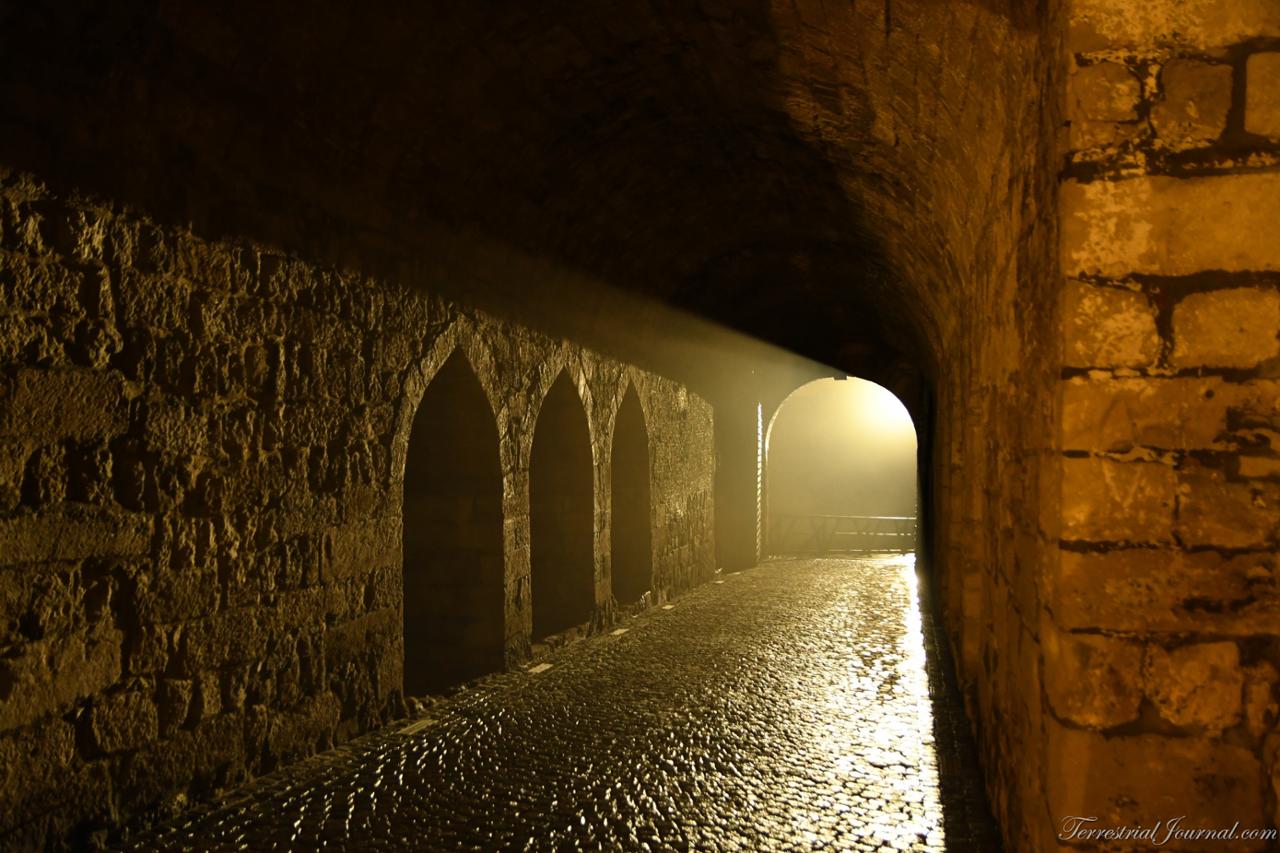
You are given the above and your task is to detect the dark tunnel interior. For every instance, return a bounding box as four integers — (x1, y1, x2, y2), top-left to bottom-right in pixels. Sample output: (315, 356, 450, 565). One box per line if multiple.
(402, 351, 505, 695)
(529, 372, 597, 642)
(4, 0, 1275, 849)
(610, 385, 653, 606)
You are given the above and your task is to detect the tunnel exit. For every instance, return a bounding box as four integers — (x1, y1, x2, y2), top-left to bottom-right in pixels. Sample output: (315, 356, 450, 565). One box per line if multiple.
(764, 377, 918, 557)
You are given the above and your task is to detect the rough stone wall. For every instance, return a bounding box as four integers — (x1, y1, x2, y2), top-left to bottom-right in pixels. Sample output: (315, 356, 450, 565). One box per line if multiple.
(757, 3, 1069, 847)
(893, 6, 1067, 851)
(1050, 2, 1280, 847)
(0, 171, 716, 848)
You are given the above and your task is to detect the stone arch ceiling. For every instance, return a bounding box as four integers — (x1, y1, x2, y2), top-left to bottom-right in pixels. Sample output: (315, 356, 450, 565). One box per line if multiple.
(0, 0, 1054, 379)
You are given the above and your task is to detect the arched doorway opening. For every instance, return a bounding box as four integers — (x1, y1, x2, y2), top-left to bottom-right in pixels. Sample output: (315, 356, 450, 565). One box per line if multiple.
(402, 351, 505, 695)
(765, 377, 917, 555)
(530, 372, 596, 641)
(610, 385, 652, 606)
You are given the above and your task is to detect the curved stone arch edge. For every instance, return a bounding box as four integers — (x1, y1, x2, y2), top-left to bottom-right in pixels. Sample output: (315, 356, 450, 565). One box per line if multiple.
(385, 307, 713, 662)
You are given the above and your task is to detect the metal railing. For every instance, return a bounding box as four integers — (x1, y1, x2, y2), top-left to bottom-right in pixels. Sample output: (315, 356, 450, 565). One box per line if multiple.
(768, 513, 917, 555)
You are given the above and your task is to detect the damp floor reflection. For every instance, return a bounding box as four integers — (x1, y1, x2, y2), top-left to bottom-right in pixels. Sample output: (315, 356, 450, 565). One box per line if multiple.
(130, 557, 998, 851)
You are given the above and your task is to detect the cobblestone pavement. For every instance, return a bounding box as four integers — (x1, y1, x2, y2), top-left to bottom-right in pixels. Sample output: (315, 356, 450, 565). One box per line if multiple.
(127, 556, 1001, 852)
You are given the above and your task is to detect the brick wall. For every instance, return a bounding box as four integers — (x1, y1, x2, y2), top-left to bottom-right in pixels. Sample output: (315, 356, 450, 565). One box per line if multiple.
(1049, 1, 1280, 845)
(0, 171, 716, 847)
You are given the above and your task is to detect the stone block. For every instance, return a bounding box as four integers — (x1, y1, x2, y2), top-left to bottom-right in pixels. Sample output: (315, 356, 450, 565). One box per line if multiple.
(189, 671, 222, 724)
(0, 255, 85, 315)
(124, 625, 171, 677)
(142, 399, 208, 457)
(1062, 175, 1280, 277)
(1244, 662, 1278, 740)
(176, 608, 271, 675)
(1177, 464, 1279, 548)
(156, 678, 193, 737)
(0, 626, 122, 731)
(1053, 547, 1280, 635)
(1047, 724, 1265, 850)
(1061, 376, 1226, 452)
(1062, 281, 1160, 368)
(1246, 52, 1280, 138)
(0, 440, 25, 512)
(326, 515, 401, 581)
(86, 690, 159, 754)
(1240, 456, 1280, 479)
(325, 607, 399, 671)
(0, 717, 77, 834)
(138, 568, 220, 624)
(1071, 62, 1140, 122)
(1044, 628, 1143, 728)
(1151, 60, 1233, 150)
(1171, 288, 1280, 369)
(1144, 642, 1243, 733)
(266, 694, 340, 766)
(1070, 0, 1280, 52)
(1069, 119, 1143, 152)
(0, 507, 152, 565)
(113, 712, 245, 816)
(1061, 457, 1176, 543)
(1222, 379, 1280, 428)
(66, 441, 113, 504)
(0, 368, 129, 443)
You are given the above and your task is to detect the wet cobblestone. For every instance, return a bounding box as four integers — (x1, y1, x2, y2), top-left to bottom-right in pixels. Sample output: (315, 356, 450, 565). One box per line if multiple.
(126, 557, 1000, 851)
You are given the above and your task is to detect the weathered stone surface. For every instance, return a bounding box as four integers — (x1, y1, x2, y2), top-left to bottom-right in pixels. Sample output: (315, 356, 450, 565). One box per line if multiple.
(0, 169, 719, 850)
(1061, 457, 1176, 543)
(156, 679, 193, 737)
(138, 568, 220, 624)
(1246, 52, 1280, 138)
(1171, 288, 1280, 369)
(1053, 548, 1280, 635)
(1220, 379, 1280, 429)
(1061, 281, 1159, 368)
(1062, 175, 1280, 277)
(1270, 731, 1280, 832)
(1068, 119, 1142, 152)
(113, 712, 246, 816)
(1047, 724, 1266, 850)
(0, 716, 78, 835)
(1240, 456, 1280, 479)
(1070, 0, 1280, 52)
(1055, 6, 1280, 849)
(0, 369, 129, 443)
(86, 690, 160, 754)
(1043, 629, 1142, 728)
(1151, 60, 1233, 150)
(0, 627, 122, 731)
(1061, 376, 1226, 452)
(1244, 662, 1278, 740)
(0, 507, 151, 564)
(1177, 464, 1280, 549)
(189, 672, 221, 725)
(1070, 62, 1141, 123)
(326, 516, 401, 581)
(1144, 642, 1243, 733)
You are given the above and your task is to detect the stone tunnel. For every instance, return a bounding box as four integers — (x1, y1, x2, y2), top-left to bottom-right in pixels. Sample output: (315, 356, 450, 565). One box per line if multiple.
(1, 1, 1279, 850)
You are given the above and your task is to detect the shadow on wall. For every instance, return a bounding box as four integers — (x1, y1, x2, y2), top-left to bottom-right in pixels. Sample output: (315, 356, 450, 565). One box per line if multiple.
(611, 384, 653, 606)
(530, 372, 596, 641)
(0, 1, 950, 380)
(402, 351, 505, 695)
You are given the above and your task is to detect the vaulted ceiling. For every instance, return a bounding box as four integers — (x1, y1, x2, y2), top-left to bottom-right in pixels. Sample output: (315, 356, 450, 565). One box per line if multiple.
(0, 0, 1056, 386)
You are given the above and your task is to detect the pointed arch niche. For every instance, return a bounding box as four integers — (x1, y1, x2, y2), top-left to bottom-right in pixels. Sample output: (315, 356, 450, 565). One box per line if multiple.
(402, 351, 505, 695)
(610, 385, 653, 605)
(529, 372, 596, 641)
